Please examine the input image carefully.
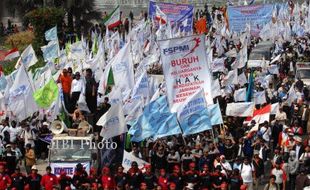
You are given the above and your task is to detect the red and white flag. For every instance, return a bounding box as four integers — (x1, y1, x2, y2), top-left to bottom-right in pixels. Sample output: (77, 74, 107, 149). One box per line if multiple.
(244, 104, 271, 125)
(155, 5, 167, 24)
(4, 48, 20, 61)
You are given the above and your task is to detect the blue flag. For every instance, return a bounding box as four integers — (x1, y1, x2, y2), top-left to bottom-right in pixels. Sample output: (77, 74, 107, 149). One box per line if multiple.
(153, 113, 181, 140)
(45, 26, 58, 41)
(246, 70, 254, 102)
(180, 108, 212, 136)
(207, 103, 223, 126)
(129, 95, 181, 142)
(41, 41, 59, 61)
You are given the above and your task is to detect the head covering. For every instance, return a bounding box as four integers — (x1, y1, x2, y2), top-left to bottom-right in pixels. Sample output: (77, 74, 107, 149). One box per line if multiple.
(31, 165, 38, 170)
(42, 122, 49, 126)
(6, 144, 11, 148)
(189, 162, 196, 168)
(220, 155, 225, 159)
(294, 136, 302, 142)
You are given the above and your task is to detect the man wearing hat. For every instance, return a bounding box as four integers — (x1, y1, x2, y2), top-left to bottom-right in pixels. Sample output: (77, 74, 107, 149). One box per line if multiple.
(11, 166, 26, 190)
(3, 144, 17, 175)
(292, 136, 305, 159)
(40, 166, 58, 190)
(72, 163, 88, 189)
(27, 165, 41, 190)
(183, 162, 199, 187)
(288, 150, 299, 190)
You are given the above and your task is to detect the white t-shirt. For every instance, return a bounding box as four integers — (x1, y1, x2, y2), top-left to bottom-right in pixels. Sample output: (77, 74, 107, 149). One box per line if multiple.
(271, 168, 285, 184)
(8, 126, 21, 142)
(240, 163, 254, 183)
(71, 79, 84, 93)
(260, 126, 271, 142)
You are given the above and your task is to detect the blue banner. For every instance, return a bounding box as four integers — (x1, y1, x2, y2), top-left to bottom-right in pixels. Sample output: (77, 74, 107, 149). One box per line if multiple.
(227, 4, 273, 35)
(149, 1, 194, 32)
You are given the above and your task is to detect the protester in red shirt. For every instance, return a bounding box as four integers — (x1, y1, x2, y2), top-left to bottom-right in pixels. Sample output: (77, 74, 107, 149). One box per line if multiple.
(101, 166, 115, 189)
(40, 166, 58, 190)
(158, 169, 168, 190)
(0, 164, 11, 190)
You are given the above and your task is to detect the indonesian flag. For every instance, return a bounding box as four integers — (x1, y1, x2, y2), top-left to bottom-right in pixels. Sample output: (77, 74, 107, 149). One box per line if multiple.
(244, 104, 271, 125)
(104, 6, 122, 29)
(155, 5, 167, 25)
(4, 48, 20, 61)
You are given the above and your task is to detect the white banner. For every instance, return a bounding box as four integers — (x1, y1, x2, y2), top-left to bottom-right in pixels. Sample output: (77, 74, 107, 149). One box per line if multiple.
(159, 35, 213, 112)
(211, 58, 225, 72)
(122, 150, 149, 172)
(50, 162, 90, 178)
(234, 88, 246, 102)
(226, 102, 254, 117)
(254, 91, 267, 105)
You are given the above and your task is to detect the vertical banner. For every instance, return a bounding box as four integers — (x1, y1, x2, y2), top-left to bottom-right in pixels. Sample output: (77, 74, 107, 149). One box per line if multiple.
(158, 35, 213, 112)
(149, 1, 194, 33)
(227, 4, 273, 35)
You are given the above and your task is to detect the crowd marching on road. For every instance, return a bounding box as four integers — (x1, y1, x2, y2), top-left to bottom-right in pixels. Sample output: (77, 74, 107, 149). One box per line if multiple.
(0, 1, 310, 190)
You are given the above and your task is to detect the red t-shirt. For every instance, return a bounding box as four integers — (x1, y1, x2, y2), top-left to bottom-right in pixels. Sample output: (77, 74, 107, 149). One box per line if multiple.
(41, 174, 58, 190)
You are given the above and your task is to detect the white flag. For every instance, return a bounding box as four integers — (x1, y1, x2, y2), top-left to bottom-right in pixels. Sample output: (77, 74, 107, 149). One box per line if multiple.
(238, 72, 248, 86)
(212, 79, 222, 98)
(8, 65, 38, 121)
(271, 102, 279, 115)
(254, 91, 267, 105)
(234, 88, 246, 102)
(211, 58, 225, 72)
(131, 71, 149, 100)
(268, 64, 279, 75)
(223, 69, 238, 86)
(18, 45, 38, 69)
(122, 150, 149, 172)
(97, 103, 128, 139)
(226, 102, 254, 117)
(124, 98, 144, 123)
(111, 42, 135, 93)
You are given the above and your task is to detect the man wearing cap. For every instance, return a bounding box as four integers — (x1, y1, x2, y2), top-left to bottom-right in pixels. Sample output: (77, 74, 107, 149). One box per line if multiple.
(142, 164, 157, 189)
(26, 165, 41, 190)
(3, 144, 17, 175)
(11, 166, 26, 190)
(288, 150, 299, 190)
(0, 164, 11, 190)
(41, 166, 58, 190)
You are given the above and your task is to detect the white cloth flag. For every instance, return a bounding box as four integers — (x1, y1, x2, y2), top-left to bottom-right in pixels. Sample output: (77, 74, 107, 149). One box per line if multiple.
(270, 54, 281, 64)
(111, 42, 135, 93)
(237, 46, 247, 68)
(8, 65, 38, 121)
(124, 98, 144, 123)
(122, 150, 149, 172)
(212, 79, 222, 98)
(271, 102, 279, 115)
(97, 103, 128, 139)
(254, 91, 267, 105)
(211, 58, 225, 72)
(131, 71, 149, 100)
(18, 45, 38, 69)
(238, 72, 248, 86)
(234, 88, 246, 102)
(268, 64, 279, 75)
(98, 64, 111, 95)
(226, 102, 254, 117)
(223, 69, 238, 86)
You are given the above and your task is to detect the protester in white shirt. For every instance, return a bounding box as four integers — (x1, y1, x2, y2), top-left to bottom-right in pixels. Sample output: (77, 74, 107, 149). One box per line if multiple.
(271, 162, 287, 190)
(8, 121, 22, 143)
(240, 157, 255, 190)
(20, 125, 36, 148)
(70, 72, 85, 112)
(215, 155, 232, 177)
(259, 122, 271, 143)
(275, 107, 287, 125)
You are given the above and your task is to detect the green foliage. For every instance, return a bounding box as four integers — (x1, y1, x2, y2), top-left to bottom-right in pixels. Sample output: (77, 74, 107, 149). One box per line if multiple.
(25, 7, 64, 53)
(4, 31, 35, 50)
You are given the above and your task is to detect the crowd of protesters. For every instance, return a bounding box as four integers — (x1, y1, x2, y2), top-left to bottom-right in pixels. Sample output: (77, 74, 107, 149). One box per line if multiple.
(0, 2, 309, 190)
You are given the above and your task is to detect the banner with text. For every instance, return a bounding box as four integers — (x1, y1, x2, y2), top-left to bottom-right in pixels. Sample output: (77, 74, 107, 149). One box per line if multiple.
(227, 4, 273, 35)
(159, 35, 213, 112)
(149, 1, 194, 32)
(50, 162, 90, 178)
